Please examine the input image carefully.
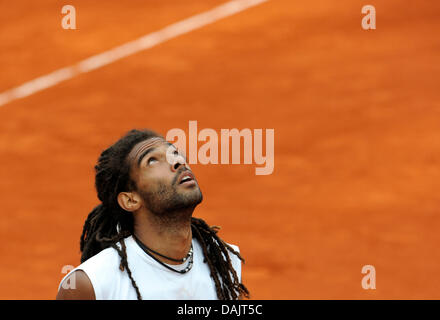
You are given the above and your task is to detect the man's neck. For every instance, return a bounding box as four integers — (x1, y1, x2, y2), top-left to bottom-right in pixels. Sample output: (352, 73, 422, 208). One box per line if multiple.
(133, 208, 193, 265)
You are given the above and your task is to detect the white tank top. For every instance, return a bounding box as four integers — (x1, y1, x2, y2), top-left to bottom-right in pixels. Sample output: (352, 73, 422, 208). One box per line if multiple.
(58, 236, 242, 300)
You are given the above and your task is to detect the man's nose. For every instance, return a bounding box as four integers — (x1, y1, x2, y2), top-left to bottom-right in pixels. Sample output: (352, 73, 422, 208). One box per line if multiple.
(170, 153, 186, 172)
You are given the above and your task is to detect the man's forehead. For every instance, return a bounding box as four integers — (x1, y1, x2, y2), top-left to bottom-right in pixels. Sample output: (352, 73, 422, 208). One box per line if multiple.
(127, 137, 172, 164)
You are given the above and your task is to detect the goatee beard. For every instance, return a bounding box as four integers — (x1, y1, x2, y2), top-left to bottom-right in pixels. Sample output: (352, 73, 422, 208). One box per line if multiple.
(139, 180, 203, 227)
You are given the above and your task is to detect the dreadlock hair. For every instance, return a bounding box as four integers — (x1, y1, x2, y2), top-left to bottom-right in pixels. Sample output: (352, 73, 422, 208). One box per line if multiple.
(80, 129, 249, 300)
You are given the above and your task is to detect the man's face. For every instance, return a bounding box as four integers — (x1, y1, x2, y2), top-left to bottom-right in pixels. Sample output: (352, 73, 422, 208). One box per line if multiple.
(126, 137, 203, 217)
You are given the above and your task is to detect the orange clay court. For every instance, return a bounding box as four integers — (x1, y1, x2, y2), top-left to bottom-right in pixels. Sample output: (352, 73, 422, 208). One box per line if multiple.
(0, 0, 439, 299)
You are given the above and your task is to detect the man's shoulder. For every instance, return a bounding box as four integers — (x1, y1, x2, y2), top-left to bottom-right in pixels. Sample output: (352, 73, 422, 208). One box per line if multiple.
(56, 269, 96, 300)
(58, 244, 126, 299)
(88, 245, 121, 262)
(83, 241, 139, 281)
(228, 243, 240, 253)
(59, 246, 121, 287)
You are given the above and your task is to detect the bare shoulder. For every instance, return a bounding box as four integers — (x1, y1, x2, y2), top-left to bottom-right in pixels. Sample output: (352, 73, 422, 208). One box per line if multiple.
(56, 270, 96, 300)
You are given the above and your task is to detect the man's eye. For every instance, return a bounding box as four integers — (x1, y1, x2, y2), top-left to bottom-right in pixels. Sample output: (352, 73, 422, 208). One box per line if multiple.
(147, 157, 158, 165)
(176, 150, 187, 161)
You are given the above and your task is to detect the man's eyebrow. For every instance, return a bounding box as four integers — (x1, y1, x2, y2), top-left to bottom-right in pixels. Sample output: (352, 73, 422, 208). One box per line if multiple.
(137, 142, 175, 167)
(137, 147, 156, 167)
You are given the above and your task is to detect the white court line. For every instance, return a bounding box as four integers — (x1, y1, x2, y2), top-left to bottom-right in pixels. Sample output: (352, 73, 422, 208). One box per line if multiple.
(0, 0, 268, 108)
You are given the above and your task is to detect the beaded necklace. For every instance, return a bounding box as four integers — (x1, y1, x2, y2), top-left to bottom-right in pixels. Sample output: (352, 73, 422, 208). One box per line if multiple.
(133, 235, 194, 274)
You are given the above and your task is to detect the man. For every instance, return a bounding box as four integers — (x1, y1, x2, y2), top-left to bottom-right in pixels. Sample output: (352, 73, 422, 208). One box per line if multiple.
(57, 129, 248, 300)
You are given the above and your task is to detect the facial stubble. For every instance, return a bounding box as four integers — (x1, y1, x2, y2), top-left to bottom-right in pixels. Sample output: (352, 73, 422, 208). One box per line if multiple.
(138, 179, 203, 226)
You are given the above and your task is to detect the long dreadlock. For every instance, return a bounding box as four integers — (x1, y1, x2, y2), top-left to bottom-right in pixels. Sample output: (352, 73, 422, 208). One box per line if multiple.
(80, 129, 249, 300)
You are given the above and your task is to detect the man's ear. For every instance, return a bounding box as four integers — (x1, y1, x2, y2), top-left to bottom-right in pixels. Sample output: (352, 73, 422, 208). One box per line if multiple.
(117, 191, 142, 212)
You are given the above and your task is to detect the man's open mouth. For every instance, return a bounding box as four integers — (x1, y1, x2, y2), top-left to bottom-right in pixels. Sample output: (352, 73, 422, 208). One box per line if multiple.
(178, 171, 195, 185)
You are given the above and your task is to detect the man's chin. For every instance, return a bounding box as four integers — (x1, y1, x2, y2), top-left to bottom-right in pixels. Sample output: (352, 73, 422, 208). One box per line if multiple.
(181, 189, 203, 207)
(178, 183, 202, 198)
(141, 185, 203, 218)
